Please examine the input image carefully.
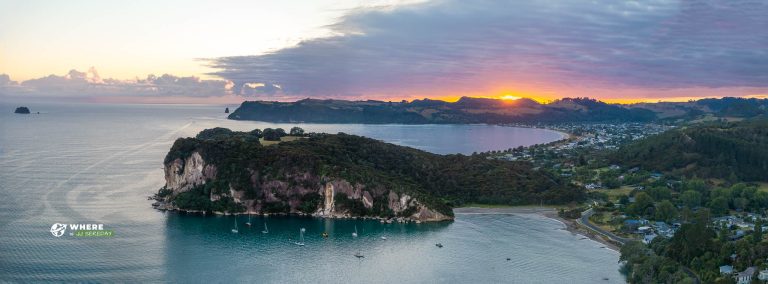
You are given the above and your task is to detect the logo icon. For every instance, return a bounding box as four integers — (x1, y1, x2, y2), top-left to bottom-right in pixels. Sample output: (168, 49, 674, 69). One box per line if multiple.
(50, 223, 67, 237)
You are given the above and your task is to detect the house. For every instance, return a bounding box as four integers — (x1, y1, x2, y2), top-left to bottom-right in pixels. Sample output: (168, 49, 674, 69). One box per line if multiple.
(653, 222, 676, 238)
(720, 265, 734, 275)
(759, 269, 768, 281)
(643, 233, 657, 244)
(735, 267, 756, 284)
(624, 219, 649, 231)
(637, 226, 652, 234)
(713, 216, 744, 228)
(609, 164, 620, 170)
(585, 183, 602, 190)
(731, 230, 746, 241)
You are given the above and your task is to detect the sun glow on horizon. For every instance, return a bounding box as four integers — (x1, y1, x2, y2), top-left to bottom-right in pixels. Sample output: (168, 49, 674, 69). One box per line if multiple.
(500, 95, 521, 101)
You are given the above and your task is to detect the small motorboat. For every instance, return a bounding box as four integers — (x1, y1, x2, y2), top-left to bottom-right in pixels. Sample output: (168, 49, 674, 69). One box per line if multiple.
(352, 225, 358, 237)
(322, 232, 329, 238)
(381, 236, 387, 240)
(354, 252, 365, 258)
(435, 243, 443, 248)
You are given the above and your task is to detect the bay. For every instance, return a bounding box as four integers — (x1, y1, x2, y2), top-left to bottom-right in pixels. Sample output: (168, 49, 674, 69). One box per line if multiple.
(0, 103, 622, 283)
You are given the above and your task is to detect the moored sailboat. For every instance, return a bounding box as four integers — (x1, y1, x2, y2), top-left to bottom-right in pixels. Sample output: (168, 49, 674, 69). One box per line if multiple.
(294, 228, 305, 246)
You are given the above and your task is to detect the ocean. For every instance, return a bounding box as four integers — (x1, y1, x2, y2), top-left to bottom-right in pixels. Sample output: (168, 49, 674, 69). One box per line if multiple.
(0, 103, 622, 283)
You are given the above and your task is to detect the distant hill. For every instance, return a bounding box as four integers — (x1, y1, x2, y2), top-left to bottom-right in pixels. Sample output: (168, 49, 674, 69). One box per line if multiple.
(628, 97, 768, 121)
(612, 120, 768, 181)
(228, 97, 657, 124)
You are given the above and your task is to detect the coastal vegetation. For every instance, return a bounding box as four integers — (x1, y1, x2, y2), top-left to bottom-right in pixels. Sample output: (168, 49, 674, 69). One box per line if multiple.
(613, 120, 768, 182)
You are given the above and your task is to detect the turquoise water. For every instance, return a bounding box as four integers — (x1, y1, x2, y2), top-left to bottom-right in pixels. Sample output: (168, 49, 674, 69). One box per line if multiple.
(0, 103, 622, 282)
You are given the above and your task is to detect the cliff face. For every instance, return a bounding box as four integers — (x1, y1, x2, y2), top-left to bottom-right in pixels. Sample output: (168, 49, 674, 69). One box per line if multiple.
(159, 150, 452, 222)
(164, 152, 217, 194)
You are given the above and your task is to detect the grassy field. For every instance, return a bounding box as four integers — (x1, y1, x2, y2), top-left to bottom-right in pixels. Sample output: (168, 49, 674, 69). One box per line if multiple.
(758, 182, 768, 193)
(592, 186, 634, 201)
(260, 136, 303, 146)
(589, 211, 622, 232)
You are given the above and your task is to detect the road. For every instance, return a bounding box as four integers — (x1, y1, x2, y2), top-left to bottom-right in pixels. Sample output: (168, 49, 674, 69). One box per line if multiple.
(578, 208, 631, 245)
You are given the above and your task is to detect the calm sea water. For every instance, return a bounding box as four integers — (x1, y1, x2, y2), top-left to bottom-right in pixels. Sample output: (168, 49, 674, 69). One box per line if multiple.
(0, 103, 622, 283)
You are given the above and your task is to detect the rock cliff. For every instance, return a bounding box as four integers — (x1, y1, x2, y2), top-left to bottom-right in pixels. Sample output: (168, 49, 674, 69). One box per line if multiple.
(157, 149, 452, 222)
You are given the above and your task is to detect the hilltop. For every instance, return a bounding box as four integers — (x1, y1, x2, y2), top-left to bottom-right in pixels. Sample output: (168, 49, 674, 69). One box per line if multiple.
(612, 120, 768, 182)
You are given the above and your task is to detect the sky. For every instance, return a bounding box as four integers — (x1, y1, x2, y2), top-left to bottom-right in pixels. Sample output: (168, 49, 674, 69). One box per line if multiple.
(1, 0, 767, 104)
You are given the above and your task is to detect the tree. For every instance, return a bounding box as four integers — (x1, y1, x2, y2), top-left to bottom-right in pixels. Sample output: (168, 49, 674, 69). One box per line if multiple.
(666, 222, 715, 263)
(754, 219, 764, 244)
(733, 197, 749, 211)
(629, 192, 654, 216)
(681, 190, 702, 208)
(620, 241, 650, 263)
(686, 178, 708, 193)
(709, 197, 729, 216)
(656, 200, 678, 222)
(290, 127, 305, 136)
(648, 187, 672, 201)
(680, 206, 694, 223)
(262, 128, 286, 141)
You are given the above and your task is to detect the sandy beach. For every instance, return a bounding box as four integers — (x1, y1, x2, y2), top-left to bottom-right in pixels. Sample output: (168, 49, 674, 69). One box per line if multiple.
(455, 207, 621, 251)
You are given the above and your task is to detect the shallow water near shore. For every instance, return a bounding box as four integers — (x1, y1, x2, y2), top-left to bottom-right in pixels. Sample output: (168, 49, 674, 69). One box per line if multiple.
(0, 103, 622, 282)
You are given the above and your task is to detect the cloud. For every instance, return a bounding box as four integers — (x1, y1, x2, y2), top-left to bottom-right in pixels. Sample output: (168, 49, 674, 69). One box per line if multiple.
(1, 68, 233, 99)
(208, 0, 768, 99)
(0, 74, 16, 86)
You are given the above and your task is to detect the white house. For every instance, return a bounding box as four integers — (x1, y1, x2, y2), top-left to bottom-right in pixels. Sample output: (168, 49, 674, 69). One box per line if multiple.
(735, 266, 756, 284)
(642, 233, 657, 244)
(720, 265, 734, 275)
(758, 269, 768, 281)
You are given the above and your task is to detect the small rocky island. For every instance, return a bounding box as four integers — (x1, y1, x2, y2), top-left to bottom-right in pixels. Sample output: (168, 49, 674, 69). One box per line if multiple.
(153, 127, 583, 222)
(14, 106, 31, 114)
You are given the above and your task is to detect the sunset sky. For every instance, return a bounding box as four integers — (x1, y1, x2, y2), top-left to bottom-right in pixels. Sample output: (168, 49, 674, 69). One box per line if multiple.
(1, 0, 767, 104)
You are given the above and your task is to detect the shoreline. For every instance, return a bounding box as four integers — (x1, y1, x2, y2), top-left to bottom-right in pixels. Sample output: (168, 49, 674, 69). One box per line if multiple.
(455, 207, 620, 252)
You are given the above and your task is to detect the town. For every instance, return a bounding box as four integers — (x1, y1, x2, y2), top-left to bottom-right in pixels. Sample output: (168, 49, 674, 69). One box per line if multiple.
(485, 122, 768, 284)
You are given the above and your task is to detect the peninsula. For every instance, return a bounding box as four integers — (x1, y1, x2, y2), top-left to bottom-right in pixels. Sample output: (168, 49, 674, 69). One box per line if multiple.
(153, 127, 583, 221)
